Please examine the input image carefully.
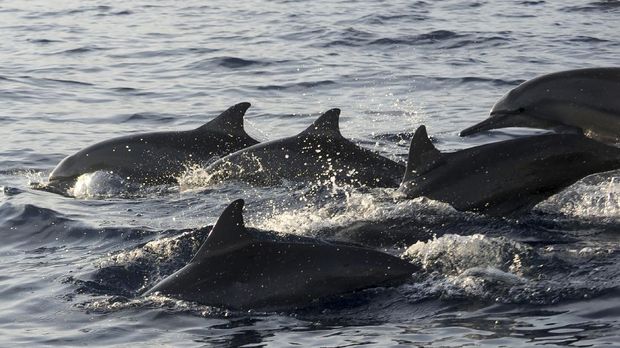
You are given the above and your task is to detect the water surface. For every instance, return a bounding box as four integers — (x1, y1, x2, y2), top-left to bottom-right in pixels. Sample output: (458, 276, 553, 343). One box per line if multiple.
(1, 0, 619, 346)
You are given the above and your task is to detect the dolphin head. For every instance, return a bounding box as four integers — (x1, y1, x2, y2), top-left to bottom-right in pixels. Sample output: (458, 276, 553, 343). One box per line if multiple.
(49, 153, 83, 184)
(461, 68, 620, 138)
(460, 82, 559, 136)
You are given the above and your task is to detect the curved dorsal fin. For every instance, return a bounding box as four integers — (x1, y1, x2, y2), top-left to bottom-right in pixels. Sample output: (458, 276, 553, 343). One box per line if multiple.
(197, 102, 252, 136)
(299, 108, 343, 138)
(403, 126, 443, 181)
(190, 199, 252, 262)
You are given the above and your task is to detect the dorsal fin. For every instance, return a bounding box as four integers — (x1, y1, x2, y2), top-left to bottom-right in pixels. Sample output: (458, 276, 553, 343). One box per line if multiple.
(403, 126, 443, 181)
(190, 199, 253, 262)
(299, 108, 343, 138)
(197, 102, 252, 136)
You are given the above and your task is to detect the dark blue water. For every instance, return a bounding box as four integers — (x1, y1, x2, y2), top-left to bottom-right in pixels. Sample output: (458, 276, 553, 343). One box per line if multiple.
(1, 1, 619, 346)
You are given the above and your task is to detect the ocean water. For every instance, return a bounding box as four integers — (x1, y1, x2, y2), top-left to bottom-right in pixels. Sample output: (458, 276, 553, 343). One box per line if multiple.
(1, 0, 619, 346)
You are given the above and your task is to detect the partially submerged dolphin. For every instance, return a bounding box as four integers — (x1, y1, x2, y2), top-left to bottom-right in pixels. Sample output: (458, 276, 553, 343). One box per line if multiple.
(144, 199, 417, 310)
(400, 126, 620, 216)
(46, 102, 259, 192)
(460, 67, 620, 143)
(202, 108, 405, 188)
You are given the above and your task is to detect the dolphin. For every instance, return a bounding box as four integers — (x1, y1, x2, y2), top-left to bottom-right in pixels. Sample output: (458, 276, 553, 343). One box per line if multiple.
(400, 126, 620, 216)
(201, 108, 405, 188)
(144, 199, 417, 310)
(46, 102, 259, 192)
(460, 67, 620, 143)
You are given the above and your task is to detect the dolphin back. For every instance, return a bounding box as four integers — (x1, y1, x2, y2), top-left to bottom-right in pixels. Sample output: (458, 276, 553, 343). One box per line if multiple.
(46, 102, 259, 191)
(144, 199, 417, 310)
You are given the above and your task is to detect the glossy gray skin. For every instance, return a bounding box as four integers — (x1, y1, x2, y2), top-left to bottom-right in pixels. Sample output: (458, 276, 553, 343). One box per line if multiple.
(144, 199, 417, 311)
(401, 126, 620, 216)
(460, 67, 620, 144)
(48, 102, 259, 190)
(203, 109, 405, 188)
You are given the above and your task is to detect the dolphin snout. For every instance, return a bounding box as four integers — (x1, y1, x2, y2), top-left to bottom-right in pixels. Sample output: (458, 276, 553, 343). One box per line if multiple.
(459, 117, 502, 136)
(459, 110, 523, 137)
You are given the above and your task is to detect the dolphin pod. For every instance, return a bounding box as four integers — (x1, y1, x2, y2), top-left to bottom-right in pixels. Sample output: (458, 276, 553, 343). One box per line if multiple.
(460, 67, 620, 144)
(399, 125, 620, 216)
(202, 108, 405, 188)
(45, 102, 259, 194)
(144, 199, 418, 310)
(43, 68, 620, 310)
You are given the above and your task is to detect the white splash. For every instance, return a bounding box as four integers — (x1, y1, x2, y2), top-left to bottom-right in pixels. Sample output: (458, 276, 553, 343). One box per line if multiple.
(25, 170, 46, 185)
(71, 171, 132, 198)
(402, 234, 532, 276)
(253, 190, 458, 236)
(177, 154, 266, 191)
(98, 230, 202, 267)
(536, 172, 620, 221)
(177, 163, 218, 191)
(399, 234, 536, 302)
(81, 293, 225, 316)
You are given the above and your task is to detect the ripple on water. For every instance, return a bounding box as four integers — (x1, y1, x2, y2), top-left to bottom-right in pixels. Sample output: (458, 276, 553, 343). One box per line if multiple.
(563, 1, 620, 12)
(186, 56, 276, 70)
(27, 38, 64, 44)
(257, 80, 336, 91)
(113, 112, 179, 124)
(51, 46, 110, 55)
(369, 30, 463, 46)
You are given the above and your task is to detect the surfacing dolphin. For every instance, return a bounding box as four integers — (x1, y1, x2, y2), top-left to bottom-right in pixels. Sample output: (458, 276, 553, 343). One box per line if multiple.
(45, 102, 259, 194)
(202, 108, 405, 188)
(144, 199, 417, 310)
(460, 67, 620, 143)
(400, 126, 620, 216)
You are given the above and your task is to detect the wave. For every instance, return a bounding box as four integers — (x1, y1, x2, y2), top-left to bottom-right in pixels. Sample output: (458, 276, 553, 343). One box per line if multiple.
(567, 36, 611, 43)
(41, 77, 94, 86)
(24, 5, 131, 18)
(217, 57, 267, 69)
(107, 87, 161, 97)
(186, 56, 282, 70)
(27, 38, 64, 44)
(321, 29, 512, 49)
(114, 112, 178, 124)
(0, 75, 93, 87)
(350, 13, 429, 25)
(257, 80, 336, 91)
(433, 75, 525, 87)
(563, 1, 620, 12)
(109, 47, 219, 59)
(51, 46, 109, 55)
(370, 30, 462, 46)
(0, 202, 155, 249)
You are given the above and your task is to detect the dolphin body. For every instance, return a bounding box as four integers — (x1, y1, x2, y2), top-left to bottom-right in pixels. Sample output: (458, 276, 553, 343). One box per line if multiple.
(460, 67, 620, 144)
(47, 102, 259, 192)
(201, 109, 405, 188)
(144, 199, 417, 310)
(400, 126, 620, 216)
